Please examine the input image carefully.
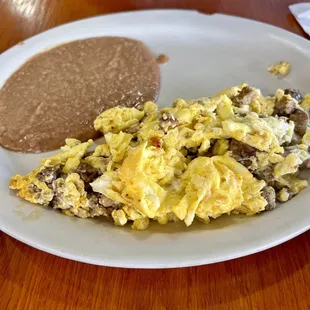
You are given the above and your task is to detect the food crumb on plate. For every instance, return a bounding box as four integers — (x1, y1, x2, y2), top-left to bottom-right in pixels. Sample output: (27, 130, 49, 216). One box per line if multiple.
(156, 54, 169, 64)
(268, 61, 291, 77)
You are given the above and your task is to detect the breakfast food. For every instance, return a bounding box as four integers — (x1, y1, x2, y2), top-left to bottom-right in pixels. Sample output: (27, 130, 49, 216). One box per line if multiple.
(0, 37, 160, 153)
(9, 84, 310, 230)
(156, 54, 169, 64)
(268, 61, 291, 77)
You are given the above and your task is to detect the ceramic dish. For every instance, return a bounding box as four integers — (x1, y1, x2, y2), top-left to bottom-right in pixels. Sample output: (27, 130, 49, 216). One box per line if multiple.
(1, 10, 310, 268)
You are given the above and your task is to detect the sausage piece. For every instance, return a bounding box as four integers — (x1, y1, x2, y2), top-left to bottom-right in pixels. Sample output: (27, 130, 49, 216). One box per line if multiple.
(230, 139, 257, 168)
(231, 86, 257, 107)
(284, 88, 303, 103)
(274, 95, 296, 116)
(262, 186, 277, 211)
(289, 109, 309, 136)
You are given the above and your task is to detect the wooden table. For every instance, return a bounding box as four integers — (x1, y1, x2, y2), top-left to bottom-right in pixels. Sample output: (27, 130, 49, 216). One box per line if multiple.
(1, 1, 310, 309)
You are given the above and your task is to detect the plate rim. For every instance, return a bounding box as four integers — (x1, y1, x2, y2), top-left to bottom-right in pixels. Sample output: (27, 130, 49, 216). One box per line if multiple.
(1, 219, 309, 269)
(1, 9, 310, 59)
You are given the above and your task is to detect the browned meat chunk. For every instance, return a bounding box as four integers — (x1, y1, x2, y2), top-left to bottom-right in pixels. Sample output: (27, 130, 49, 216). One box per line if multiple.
(99, 195, 122, 208)
(231, 86, 257, 107)
(290, 132, 302, 145)
(27, 183, 52, 205)
(289, 109, 309, 136)
(230, 139, 256, 168)
(284, 88, 303, 103)
(75, 162, 100, 188)
(87, 193, 121, 217)
(36, 166, 59, 187)
(230, 139, 256, 158)
(87, 193, 108, 217)
(262, 186, 276, 211)
(50, 194, 68, 210)
(274, 95, 296, 116)
(254, 165, 275, 185)
(301, 158, 310, 169)
(159, 113, 179, 132)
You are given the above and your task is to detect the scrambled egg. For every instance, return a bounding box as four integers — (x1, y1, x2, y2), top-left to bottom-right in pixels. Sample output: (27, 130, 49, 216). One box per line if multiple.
(10, 84, 310, 230)
(300, 94, 310, 112)
(268, 61, 291, 77)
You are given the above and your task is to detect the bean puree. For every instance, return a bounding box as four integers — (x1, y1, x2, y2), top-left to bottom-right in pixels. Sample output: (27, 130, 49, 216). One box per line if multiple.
(0, 37, 160, 153)
(156, 54, 169, 64)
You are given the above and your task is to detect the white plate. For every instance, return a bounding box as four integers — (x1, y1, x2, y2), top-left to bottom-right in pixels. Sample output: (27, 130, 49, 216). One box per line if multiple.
(1, 10, 310, 268)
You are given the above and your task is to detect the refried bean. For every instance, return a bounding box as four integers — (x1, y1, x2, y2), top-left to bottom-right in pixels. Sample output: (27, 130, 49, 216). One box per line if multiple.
(0, 37, 160, 153)
(156, 54, 169, 64)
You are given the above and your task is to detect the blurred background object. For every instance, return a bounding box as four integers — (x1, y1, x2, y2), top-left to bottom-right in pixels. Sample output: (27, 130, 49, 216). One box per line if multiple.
(0, 0, 309, 53)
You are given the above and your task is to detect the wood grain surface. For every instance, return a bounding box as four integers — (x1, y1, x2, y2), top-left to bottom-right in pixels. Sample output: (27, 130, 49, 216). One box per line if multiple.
(0, 0, 310, 309)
